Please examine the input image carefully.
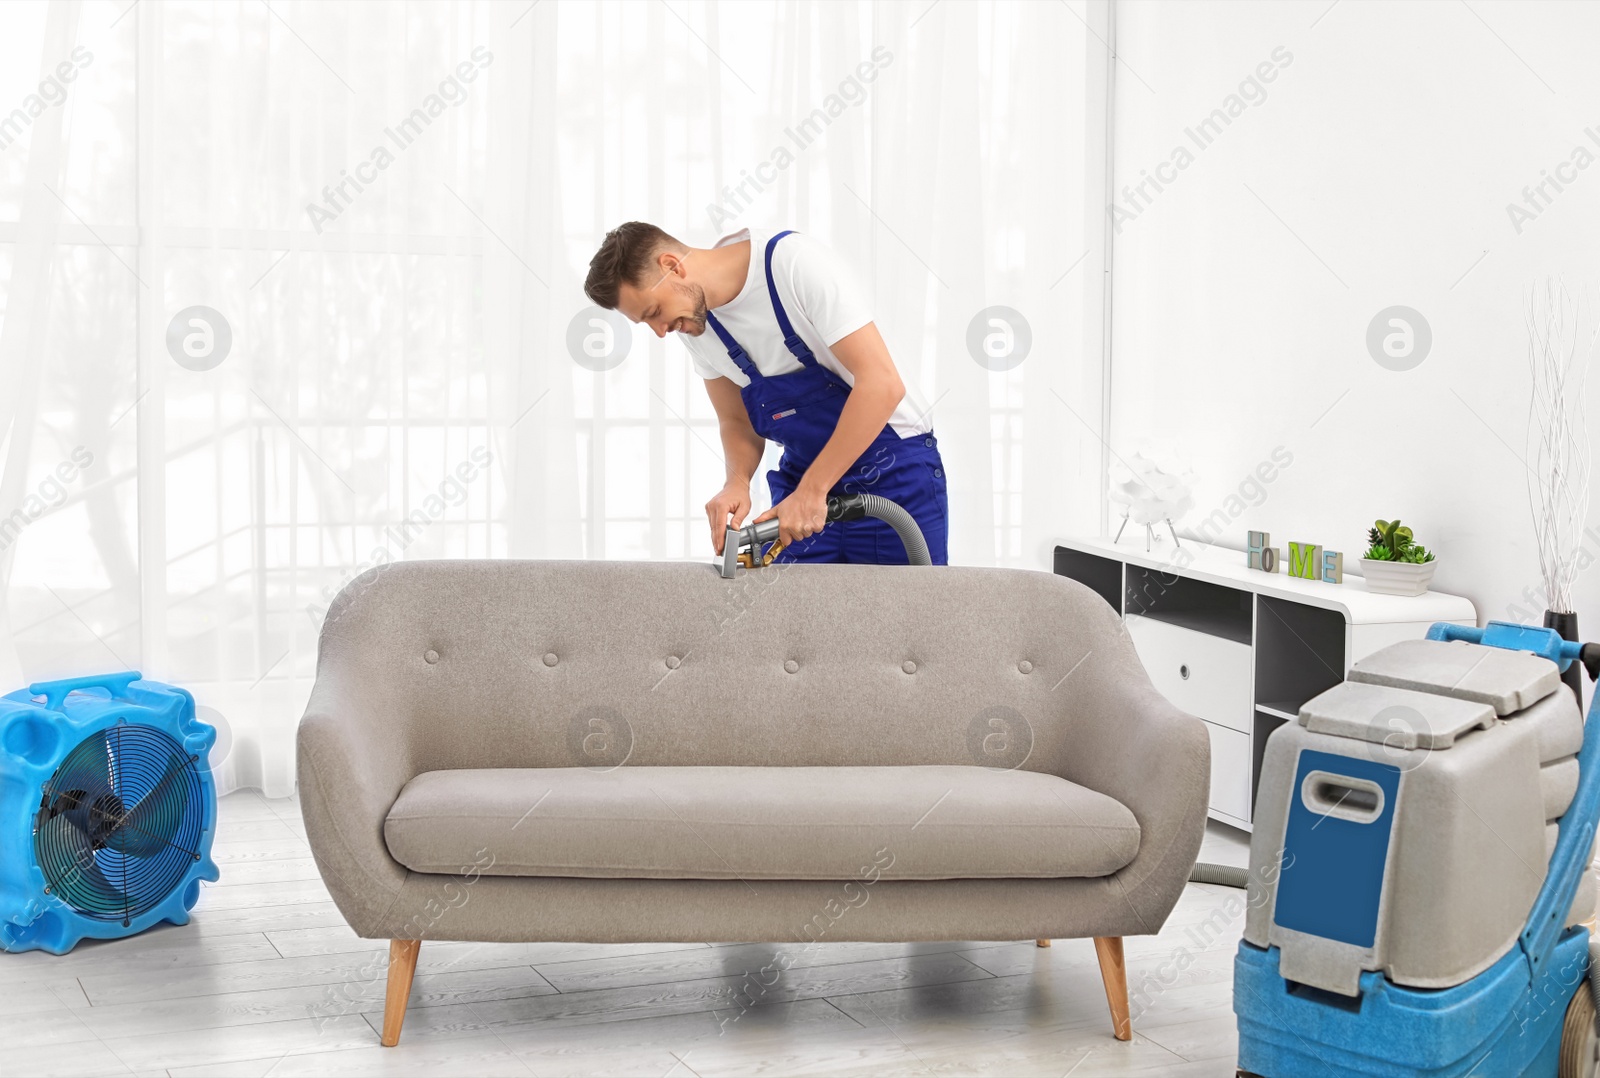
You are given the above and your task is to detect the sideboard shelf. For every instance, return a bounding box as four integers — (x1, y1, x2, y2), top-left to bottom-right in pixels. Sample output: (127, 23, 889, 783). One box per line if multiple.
(1053, 535, 1477, 831)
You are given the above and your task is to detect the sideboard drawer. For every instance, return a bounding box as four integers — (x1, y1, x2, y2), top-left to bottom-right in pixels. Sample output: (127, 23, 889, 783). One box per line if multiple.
(1125, 614, 1253, 734)
(1205, 720, 1252, 822)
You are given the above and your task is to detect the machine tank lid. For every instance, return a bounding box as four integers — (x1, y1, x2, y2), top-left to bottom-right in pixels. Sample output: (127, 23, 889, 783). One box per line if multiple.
(1298, 679, 1496, 750)
(1345, 639, 1562, 716)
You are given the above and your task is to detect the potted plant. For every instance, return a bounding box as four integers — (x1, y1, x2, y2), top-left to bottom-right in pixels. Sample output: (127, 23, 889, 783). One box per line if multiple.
(1361, 518, 1437, 596)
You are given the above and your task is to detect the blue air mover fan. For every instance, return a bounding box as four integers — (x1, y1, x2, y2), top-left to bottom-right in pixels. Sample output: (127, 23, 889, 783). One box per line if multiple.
(0, 672, 218, 954)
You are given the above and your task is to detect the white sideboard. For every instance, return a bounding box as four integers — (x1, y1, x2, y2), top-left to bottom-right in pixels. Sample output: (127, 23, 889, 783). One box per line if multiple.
(1053, 535, 1477, 832)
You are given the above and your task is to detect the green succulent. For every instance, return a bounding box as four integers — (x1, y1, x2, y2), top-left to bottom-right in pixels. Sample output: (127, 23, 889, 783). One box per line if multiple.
(1362, 518, 1435, 563)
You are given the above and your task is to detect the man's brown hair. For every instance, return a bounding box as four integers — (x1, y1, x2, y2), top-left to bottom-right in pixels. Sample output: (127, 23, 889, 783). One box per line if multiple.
(584, 222, 686, 309)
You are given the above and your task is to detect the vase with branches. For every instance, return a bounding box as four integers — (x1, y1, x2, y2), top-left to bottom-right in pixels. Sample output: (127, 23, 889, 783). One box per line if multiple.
(1526, 277, 1595, 703)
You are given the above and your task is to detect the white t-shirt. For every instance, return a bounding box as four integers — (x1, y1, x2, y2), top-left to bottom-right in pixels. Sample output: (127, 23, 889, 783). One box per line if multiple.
(681, 229, 933, 438)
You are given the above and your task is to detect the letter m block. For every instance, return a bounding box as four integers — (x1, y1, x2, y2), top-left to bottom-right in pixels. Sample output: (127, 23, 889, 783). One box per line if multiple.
(1288, 541, 1322, 580)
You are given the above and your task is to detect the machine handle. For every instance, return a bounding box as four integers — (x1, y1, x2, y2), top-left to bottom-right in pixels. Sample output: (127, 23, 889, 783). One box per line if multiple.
(1300, 771, 1385, 824)
(1426, 620, 1585, 674)
(1423, 623, 1483, 645)
(1579, 643, 1600, 684)
(28, 671, 143, 711)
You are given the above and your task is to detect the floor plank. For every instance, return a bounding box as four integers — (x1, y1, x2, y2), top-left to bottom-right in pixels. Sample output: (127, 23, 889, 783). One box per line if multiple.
(187, 900, 353, 936)
(67, 964, 560, 1040)
(215, 794, 285, 824)
(192, 877, 333, 912)
(209, 816, 307, 844)
(211, 837, 316, 865)
(98, 1012, 393, 1073)
(166, 1034, 540, 1078)
(0, 929, 279, 984)
(76, 940, 560, 1005)
(207, 855, 325, 886)
(266, 922, 711, 963)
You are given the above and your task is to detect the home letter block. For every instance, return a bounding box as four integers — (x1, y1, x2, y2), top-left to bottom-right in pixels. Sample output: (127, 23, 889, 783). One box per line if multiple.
(1247, 531, 1273, 571)
(1322, 550, 1344, 584)
(1288, 541, 1322, 580)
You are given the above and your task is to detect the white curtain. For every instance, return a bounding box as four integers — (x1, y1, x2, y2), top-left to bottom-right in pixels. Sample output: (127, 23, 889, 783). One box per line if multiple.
(0, 0, 1103, 796)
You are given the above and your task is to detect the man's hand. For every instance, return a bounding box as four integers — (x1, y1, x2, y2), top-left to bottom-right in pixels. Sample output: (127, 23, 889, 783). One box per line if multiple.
(707, 481, 753, 555)
(752, 484, 829, 552)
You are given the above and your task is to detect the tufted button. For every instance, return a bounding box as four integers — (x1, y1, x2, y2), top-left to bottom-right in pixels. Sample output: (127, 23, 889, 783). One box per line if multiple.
(542, 652, 559, 667)
(665, 655, 681, 669)
(784, 659, 799, 674)
(1018, 660, 1033, 674)
(424, 649, 439, 665)
(902, 660, 917, 674)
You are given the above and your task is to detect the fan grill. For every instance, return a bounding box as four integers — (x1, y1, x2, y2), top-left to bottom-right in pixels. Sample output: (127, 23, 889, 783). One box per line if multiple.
(33, 724, 204, 925)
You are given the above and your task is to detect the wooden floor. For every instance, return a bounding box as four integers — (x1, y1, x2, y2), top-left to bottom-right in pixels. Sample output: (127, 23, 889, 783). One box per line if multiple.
(1, 792, 1254, 1077)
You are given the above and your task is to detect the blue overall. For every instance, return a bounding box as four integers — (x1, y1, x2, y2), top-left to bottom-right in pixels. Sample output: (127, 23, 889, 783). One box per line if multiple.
(705, 231, 949, 565)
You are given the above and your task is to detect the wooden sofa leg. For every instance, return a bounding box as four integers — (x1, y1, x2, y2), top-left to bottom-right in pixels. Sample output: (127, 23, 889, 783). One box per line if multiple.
(1036, 938, 1051, 947)
(1093, 936, 1132, 1041)
(381, 939, 421, 1047)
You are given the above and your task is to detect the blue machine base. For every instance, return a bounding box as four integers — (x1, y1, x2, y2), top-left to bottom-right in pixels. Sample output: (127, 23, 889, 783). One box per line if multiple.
(1235, 932, 1590, 1077)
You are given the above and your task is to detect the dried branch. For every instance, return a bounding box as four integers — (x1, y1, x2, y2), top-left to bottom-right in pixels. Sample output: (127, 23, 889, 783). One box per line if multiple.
(1525, 278, 1596, 615)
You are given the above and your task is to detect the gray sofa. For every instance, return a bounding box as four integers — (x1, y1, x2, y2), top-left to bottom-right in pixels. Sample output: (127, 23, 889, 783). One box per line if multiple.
(296, 559, 1209, 1046)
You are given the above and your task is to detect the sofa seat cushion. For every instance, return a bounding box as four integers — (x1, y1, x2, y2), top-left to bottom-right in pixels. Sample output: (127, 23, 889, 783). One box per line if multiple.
(384, 765, 1140, 881)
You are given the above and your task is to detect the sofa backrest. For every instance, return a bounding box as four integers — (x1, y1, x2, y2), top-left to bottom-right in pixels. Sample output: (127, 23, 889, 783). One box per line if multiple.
(316, 559, 1134, 775)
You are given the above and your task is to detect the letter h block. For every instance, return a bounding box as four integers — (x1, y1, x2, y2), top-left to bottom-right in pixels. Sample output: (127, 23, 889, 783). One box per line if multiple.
(1247, 530, 1278, 573)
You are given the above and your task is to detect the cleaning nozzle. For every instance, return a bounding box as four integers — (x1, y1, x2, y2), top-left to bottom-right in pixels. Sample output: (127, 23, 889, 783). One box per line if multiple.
(717, 496, 872, 578)
(720, 519, 779, 578)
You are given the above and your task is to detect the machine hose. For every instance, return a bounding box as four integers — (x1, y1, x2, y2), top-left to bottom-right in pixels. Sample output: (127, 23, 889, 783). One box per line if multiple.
(853, 493, 932, 566)
(1590, 936, 1600, 1025)
(1189, 862, 1249, 889)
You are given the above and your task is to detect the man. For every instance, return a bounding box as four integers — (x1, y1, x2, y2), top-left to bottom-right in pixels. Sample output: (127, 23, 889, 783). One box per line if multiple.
(583, 222, 948, 565)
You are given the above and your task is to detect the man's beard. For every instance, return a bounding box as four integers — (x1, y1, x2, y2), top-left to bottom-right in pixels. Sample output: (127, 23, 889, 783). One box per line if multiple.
(674, 281, 709, 335)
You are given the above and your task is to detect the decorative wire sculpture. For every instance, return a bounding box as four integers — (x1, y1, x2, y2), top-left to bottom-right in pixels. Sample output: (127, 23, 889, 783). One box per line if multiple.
(1525, 278, 1595, 616)
(1109, 452, 1196, 552)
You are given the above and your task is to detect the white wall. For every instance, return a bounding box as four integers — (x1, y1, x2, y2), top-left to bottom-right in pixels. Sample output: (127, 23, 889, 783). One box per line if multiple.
(1110, 0, 1600, 627)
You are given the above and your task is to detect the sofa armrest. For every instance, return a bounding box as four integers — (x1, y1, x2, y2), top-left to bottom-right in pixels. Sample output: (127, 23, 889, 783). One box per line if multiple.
(296, 669, 416, 938)
(1055, 626, 1211, 934)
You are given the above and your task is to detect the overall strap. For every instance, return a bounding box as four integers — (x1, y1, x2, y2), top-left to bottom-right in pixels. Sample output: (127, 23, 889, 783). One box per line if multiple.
(704, 311, 762, 383)
(764, 231, 818, 368)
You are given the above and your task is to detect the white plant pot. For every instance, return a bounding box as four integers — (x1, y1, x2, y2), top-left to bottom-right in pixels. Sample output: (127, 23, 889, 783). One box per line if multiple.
(1361, 558, 1437, 597)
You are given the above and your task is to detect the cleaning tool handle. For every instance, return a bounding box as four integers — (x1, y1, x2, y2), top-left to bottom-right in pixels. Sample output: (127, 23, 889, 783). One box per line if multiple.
(27, 671, 143, 710)
(827, 494, 867, 522)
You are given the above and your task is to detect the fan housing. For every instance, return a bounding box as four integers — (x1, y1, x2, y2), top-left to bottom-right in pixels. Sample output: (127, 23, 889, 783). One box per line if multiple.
(0, 672, 218, 954)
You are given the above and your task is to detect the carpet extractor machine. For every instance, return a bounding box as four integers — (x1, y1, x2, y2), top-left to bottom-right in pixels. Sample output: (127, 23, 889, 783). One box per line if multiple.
(1236, 621, 1600, 1077)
